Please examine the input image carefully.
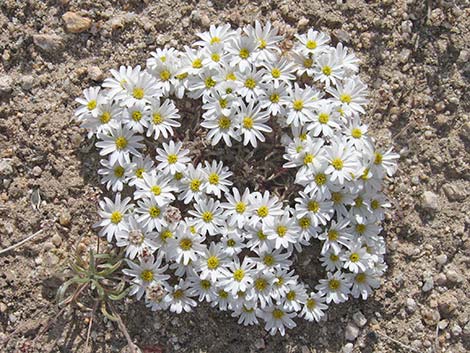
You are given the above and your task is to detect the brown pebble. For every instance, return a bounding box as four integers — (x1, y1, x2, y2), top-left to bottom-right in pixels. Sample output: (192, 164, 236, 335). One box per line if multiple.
(59, 211, 71, 226)
(62, 12, 92, 33)
(51, 233, 62, 247)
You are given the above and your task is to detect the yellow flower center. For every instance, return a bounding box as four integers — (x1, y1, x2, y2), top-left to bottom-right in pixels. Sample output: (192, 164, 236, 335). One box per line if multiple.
(152, 113, 163, 124)
(87, 99, 97, 110)
(110, 211, 122, 224)
(351, 128, 362, 138)
(135, 168, 144, 178)
(328, 230, 338, 241)
(243, 116, 254, 129)
(140, 270, 154, 282)
(257, 206, 269, 218)
(306, 40, 317, 49)
(233, 269, 245, 282)
(322, 66, 332, 76)
(244, 78, 256, 89)
(328, 279, 340, 290)
(167, 154, 178, 164)
(355, 197, 363, 207)
(356, 273, 366, 283)
(190, 179, 201, 192)
(330, 253, 339, 261)
(149, 206, 160, 218)
(205, 76, 216, 88)
(160, 70, 171, 81)
(173, 289, 184, 299)
(100, 111, 111, 123)
(371, 199, 380, 210)
(210, 36, 221, 44)
(340, 94, 352, 104)
(257, 230, 267, 240)
(219, 98, 227, 109)
(308, 200, 320, 213)
(132, 87, 144, 99)
(115, 136, 128, 150)
(208, 173, 219, 185)
(218, 289, 228, 298)
(132, 111, 142, 121)
(226, 72, 236, 81)
(227, 239, 236, 247)
(293, 99, 304, 111)
(332, 192, 342, 203)
(263, 254, 274, 266)
(272, 309, 284, 319)
(207, 256, 220, 270)
(235, 202, 246, 214)
(286, 290, 296, 301)
(161, 229, 173, 241)
(374, 152, 383, 165)
(270, 93, 280, 103)
(218, 116, 231, 129)
(355, 224, 366, 234)
(200, 280, 211, 290)
(306, 298, 316, 310)
(192, 58, 202, 69)
(259, 39, 267, 49)
(299, 217, 311, 229)
(331, 158, 344, 170)
(303, 153, 314, 165)
(239, 48, 249, 59)
(211, 53, 220, 62)
(350, 253, 360, 262)
(304, 58, 313, 68)
(202, 211, 214, 223)
(271, 68, 281, 78)
(315, 173, 327, 185)
(318, 112, 329, 124)
(174, 172, 183, 180)
(255, 278, 268, 291)
(276, 225, 287, 237)
(114, 166, 125, 177)
(179, 238, 193, 251)
(151, 185, 161, 196)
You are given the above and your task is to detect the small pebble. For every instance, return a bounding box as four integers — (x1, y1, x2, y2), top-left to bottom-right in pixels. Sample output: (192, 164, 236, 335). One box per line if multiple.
(200, 14, 210, 27)
(20, 75, 34, 91)
(62, 12, 92, 33)
(254, 338, 265, 350)
(352, 311, 367, 327)
(450, 323, 462, 336)
(435, 254, 447, 265)
(297, 17, 309, 28)
(421, 191, 439, 211)
(345, 323, 359, 341)
(33, 34, 63, 52)
(0, 75, 13, 97)
(0, 302, 7, 313)
(88, 66, 103, 81)
(422, 277, 434, 292)
(0, 159, 14, 177)
(342, 343, 353, 353)
(406, 298, 417, 313)
(51, 233, 62, 247)
(445, 269, 462, 284)
(32, 166, 42, 177)
(59, 211, 72, 226)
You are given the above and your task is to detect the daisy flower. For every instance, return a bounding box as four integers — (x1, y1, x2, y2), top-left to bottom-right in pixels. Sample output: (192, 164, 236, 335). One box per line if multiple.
(346, 268, 381, 300)
(315, 271, 351, 304)
(122, 101, 150, 134)
(286, 84, 318, 127)
(196, 242, 229, 282)
(135, 196, 168, 232)
(260, 82, 289, 116)
(320, 249, 343, 272)
(226, 35, 257, 72)
(201, 160, 233, 198)
(343, 114, 373, 150)
(244, 20, 283, 62)
(237, 66, 266, 103)
(232, 302, 260, 326)
(194, 23, 236, 47)
(313, 51, 345, 87)
(123, 69, 162, 106)
(294, 191, 334, 227)
(155, 140, 191, 175)
(167, 224, 205, 265)
(248, 191, 284, 226)
(79, 100, 121, 138)
(324, 137, 361, 184)
(341, 244, 372, 273)
(318, 217, 351, 255)
(134, 171, 176, 205)
(96, 124, 144, 166)
(237, 100, 272, 148)
(307, 101, 341, 137)
(188, 197, 226, 236)
(128, 155, 155, 187)
(295, 29, 330, 56)
(102, 65, 140, 98)
(94, 193, 132, 242)
(283, 281, 308, 312)
(326, 76, 368, 115)
(116, 216, 158, 259)
(123, 254, 170, 300)
(220, 257, 256, 296)
(259, 305, 297, 336)
(200, 109, 240, 147)
(334, 42, 360, 74)
(300, 292, 328, 322)
(146, 98, 181, 140)
(221, 187, 251, 229)
(164, 279, 197, 313)
(75, 86, 104, 119)
(179, 163, 206, 204)
(263, 210, 301, 250)
(187, 273, 218, 302)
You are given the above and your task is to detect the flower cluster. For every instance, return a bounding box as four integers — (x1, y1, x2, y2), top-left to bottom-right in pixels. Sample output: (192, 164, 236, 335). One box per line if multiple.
(74, 22, 398, 335)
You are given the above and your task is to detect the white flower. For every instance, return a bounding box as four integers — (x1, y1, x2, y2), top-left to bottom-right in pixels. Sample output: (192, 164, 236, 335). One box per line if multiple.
(301, 292, 328, 322)
(135, 196, 168, 232)
(188, 197, 225, 236)
(96, 124, 144, 166)
(79, 100, 121, 137)
(122, 69, 162, 106)
(196, 242, 229, 282)
(156, 140, 191, 175)
(260, 82, 289, 117)
(122, 101, 150, 134)
(201, 160, 233, 198)
(286, 84, 318, 127)
(128, 155, 155, 187)
(75, 86, 104, 119)
(97, 158, 129, 192)
(220, 257, 256, 295)
(248, 191, 284, 226)
(123, 254, 169, 300)
(283, 282, 308, 312)
(146, 98, 181, 140)
(346, 268, 381, 300)
(324, 137, 361, 184)
(167, 224, 205, 265)
(307, 101, 341, 137)
(326, 76, 368, 115)
(342, 244, 372, 273)
(226, 35, 257, 72)
(259, 305, 297, 336)
(116, 216, 158, 259)
(179, 163, 205, 204)
(263, 210, 301, 250)
(221, 187, 251, 229)
(201, 108, 240, 147)
(194, 23, 236, 47)
(262, 57, 296, 85)
(187, 273, 217, 302)
(164, 279, 197, 313)
(237, 100, 272, 148)
(95, 193, 132, 242)
(313, 51, 344, 87)
(134, 171, 176, 205)
(295, 29, 330, 56)
(318, 217, 351, 255)
(315, 271, 351, 304)
(244, 20, 283, 62)
(236, 66, 266, 103)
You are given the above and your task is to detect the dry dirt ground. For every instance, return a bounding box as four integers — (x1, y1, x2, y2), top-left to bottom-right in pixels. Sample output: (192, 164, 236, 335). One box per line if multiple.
(1, 0, 469, 352)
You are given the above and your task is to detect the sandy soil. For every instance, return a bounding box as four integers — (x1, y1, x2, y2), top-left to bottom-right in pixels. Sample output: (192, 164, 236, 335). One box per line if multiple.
(0, 0, 469, 352)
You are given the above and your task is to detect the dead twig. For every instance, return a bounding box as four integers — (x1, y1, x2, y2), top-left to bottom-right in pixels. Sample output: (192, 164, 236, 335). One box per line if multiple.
(376, 330, 423, 353)
(109, 302, 137, 353)
(0, 229, 45, 255)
